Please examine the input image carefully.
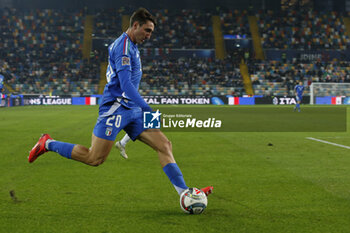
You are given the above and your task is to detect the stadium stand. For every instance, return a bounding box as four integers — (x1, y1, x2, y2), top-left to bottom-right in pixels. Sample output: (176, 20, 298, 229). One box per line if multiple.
(220, 9, 251, 38)
(250, 60, 350, 96)
(140, 56, 244, 96)
(256, 9, 350, 50)
(91, 8, 241, 95)
(246, 9, 350, 96)
(2, 6, 350, 98)
(0, 8, 99, 95)
(93, 8, 123, 38)
(144, 9, 215, 49)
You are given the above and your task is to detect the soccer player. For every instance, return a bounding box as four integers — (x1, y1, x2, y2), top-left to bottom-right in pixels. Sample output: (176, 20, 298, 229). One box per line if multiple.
(29, 8, 213, 197)
(294, 81, 304, 112)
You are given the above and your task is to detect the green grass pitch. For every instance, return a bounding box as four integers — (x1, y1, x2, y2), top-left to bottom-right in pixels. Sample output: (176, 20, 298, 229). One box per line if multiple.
(0, 105, 349, 233)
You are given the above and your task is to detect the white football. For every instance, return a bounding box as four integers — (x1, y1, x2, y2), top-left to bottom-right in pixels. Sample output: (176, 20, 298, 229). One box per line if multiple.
(179, 187, 208, 214)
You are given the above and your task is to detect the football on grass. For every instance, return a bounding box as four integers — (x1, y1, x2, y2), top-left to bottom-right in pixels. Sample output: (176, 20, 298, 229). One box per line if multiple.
(180, 188, 207, 214)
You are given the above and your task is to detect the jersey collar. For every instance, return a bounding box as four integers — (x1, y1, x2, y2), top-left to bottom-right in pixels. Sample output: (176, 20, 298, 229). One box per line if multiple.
(124, 32, 137, 47)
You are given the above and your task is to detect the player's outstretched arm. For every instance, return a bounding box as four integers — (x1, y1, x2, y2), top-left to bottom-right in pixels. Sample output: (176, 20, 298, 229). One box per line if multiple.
(118, 69, 152, 112)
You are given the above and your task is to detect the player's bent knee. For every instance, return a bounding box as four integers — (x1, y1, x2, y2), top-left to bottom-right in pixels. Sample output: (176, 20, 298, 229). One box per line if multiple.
(88, 159, 105, 167)
(86, 155, 106, 167)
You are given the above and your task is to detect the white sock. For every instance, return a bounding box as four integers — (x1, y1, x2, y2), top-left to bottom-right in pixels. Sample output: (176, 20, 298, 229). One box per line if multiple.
(120, 134, 131, 147)
(174, 185, 187, 195)
(45, 139, 55, 150)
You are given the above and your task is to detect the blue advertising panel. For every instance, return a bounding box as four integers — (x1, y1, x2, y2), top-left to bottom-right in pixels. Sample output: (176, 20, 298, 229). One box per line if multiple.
(315, 97, 332, 104)
(239, 97, 255, 105)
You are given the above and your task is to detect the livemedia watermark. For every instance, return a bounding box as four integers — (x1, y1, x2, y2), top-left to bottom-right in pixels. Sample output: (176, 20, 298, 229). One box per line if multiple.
(143, 106, 346, 132)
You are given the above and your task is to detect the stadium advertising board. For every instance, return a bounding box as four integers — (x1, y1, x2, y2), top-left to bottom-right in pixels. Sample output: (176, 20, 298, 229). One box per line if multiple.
(6, 94, 349, 107)
(143, 96, 226, 105)
(255, 96, 310, 105)
(143, 95, 256, 105)
(21, 95, 230, 106)
(265, 49, 350, 61)
(0, 94, 7, 107)
(343, 97, 350, 105)
(299, 52, 323, 61)
(316, 96, 350, 105)
(23, 95, 72, 105)
(10, 95, 23, 106)
(71, 97, 97, 105)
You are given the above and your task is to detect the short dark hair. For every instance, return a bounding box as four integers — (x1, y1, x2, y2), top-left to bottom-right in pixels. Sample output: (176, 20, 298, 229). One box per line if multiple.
(129, 8, 156, 28)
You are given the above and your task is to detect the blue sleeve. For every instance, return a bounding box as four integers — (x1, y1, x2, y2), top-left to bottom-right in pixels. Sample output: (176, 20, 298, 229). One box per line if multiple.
(111, 40, 131, 73)
(118, 69, 152, 112)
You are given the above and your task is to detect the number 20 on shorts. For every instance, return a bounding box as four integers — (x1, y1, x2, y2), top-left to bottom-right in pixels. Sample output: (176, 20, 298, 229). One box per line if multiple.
(106, 115, 122, 128)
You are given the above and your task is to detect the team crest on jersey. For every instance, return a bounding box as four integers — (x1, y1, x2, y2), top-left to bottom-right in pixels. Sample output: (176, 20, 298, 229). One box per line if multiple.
(105, 127, 113, 136)
(122, 57, 130, 66)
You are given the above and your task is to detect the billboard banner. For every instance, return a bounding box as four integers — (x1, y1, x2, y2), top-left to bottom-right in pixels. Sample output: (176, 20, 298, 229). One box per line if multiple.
(143, 95, 255, 105)
(265, 49, 350, 61)
(21, 95, 230, 106)
(255, 96, 310, 105)
(10, 95, 23, 106)
(0, 94, 7, 107)
(315, 96, 350, 105)
(143, 95, 228, 105)
(23, 95, 72, 105)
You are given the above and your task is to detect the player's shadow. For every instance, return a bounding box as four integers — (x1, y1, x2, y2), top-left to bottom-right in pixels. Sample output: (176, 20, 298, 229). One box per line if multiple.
(144, 208, 227, 218)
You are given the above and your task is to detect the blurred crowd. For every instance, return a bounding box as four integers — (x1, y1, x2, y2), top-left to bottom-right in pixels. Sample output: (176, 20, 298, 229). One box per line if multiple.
(1, 7, 350, 97)
(144, 9, 214, 49)
(257, 9, 350, 50)
(140, 56, 243, 96)
(93, 8, 123, 38)
(220, 9, 251, 38)
(0, 8, 99, 95)
(250, 60, 350, 96)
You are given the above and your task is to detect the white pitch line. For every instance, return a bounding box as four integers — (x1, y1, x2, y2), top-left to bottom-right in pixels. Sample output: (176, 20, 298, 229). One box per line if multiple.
(306, 137, 350, 150)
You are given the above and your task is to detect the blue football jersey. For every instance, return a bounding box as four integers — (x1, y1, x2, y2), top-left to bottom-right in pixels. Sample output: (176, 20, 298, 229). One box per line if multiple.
(294, 85, 304, 96)
(101, 33, 142, 108)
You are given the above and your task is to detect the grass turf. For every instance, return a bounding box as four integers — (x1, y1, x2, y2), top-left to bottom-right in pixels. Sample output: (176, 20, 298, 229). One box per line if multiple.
(0, 105, 349, 233)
